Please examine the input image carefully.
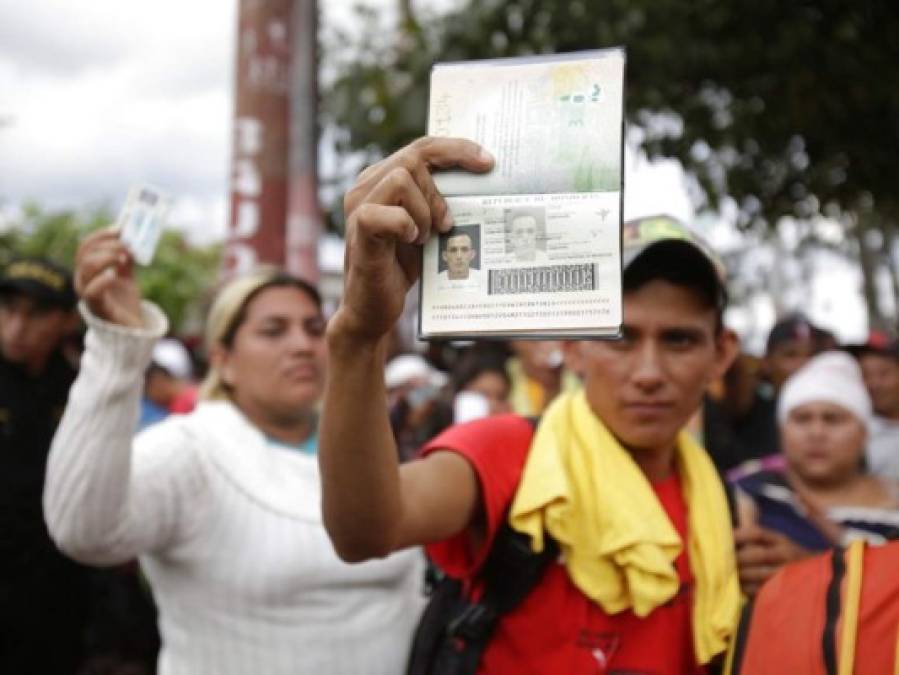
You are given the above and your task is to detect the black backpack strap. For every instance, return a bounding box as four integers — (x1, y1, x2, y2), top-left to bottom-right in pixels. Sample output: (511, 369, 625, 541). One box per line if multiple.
(433, 525, 557, 674)
(442, 416, 552, 647)
(723, 597, 755, 675)
(406, 575, 468, 675)
(482, 524, 558, 613)
(407, 415, 552, 675)
(822, 547, 846, 675)
(446, 524, 558, 637)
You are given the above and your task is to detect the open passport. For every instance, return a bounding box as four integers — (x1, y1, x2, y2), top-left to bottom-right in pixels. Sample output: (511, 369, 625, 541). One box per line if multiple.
(418, 48, 626, 340)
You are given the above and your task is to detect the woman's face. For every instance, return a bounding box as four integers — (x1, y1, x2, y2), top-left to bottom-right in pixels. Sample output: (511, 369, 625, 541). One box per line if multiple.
(218, 285, 327, 423)
(463, 371, 511, 415)
(782, 401, 867, 485)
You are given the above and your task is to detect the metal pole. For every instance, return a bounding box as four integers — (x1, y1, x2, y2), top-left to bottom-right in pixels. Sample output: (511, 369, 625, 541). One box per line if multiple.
(223, 0, 293, 278)
(286, 0, 322, 282)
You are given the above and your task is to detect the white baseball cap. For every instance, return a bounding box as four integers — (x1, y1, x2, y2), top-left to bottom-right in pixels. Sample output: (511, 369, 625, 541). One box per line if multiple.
(152, 338, 194, 380)
(384, 354, 447, 390)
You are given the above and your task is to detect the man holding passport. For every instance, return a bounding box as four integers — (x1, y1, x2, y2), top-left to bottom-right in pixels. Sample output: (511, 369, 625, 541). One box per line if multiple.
(321, 137, 764, 673)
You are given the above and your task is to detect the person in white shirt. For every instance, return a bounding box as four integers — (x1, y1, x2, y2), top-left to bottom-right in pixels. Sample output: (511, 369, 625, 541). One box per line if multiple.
(851, 334, 899, 480)
(43, 228, 425, 675)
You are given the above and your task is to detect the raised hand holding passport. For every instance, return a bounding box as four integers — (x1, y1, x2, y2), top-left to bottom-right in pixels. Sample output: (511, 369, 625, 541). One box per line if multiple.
(332, 136, 493, 343)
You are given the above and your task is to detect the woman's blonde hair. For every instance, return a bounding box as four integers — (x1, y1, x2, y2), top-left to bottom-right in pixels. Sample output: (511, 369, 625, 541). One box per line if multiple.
(199, 267, 322, 401)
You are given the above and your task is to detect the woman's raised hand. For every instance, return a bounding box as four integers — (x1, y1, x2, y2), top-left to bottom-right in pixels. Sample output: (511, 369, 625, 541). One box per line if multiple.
(75, 227, 144, 328)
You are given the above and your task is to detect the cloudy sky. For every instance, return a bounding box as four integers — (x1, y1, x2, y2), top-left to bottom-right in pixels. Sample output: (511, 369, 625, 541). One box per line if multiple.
(0, 0, 867, 345)
(0, 0, 692, 244)
(0, 0, 237, 241)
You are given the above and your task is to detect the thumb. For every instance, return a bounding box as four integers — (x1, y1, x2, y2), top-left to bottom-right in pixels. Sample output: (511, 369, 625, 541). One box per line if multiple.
(115, 250, 136, 279)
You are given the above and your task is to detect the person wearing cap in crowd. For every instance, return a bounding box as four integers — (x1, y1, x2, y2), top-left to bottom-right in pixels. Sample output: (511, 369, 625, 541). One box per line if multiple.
(733, 352, 899, 593)
(43, 229, 426, 675)
(704, 314, 821, 474)
(319, 136, 745, 674)
(848, 331, 899, 480)
(763, 314, 821, 392)
(0, 257, 91, 674)
(385, 352, 451, 461)
(139, 337, 198, 430)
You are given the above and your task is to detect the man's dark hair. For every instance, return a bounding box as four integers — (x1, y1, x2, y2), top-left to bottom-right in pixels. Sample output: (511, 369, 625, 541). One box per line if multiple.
(765, 314, 816, 355)
(443, 226, 474, 244)
(623, 241, 726, 332)
(439, 224, 480, 272)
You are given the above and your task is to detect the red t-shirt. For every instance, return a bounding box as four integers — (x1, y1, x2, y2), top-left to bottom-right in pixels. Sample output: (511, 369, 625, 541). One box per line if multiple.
(422, 414, 705, 675)
(168, 386, 198, 414)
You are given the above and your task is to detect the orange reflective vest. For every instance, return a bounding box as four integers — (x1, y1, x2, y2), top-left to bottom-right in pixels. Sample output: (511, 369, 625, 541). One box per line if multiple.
(725, 540, 899, 675)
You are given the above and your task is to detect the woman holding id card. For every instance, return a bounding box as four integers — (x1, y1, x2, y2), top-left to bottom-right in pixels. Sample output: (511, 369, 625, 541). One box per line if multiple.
(43, 228, 425, 675)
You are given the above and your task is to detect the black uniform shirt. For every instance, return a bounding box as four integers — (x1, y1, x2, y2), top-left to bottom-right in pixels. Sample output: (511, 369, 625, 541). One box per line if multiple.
(0, 350, 91, 674)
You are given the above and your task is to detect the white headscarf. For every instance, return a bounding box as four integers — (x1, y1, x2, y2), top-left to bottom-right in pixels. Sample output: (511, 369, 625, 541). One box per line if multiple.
(777, 350, 872, 427)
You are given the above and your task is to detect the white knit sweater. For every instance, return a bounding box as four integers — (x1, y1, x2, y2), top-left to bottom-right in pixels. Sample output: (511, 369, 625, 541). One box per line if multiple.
(44, 303, 425, 675)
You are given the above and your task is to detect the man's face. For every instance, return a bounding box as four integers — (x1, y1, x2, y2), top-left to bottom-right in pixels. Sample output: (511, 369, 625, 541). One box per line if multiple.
(510, 215, 538, 260)
(0, 293, 72, 374)
(566, 279, 734, 458)
(766, 339, 815, 391)
(442, 233, 475, 279)
(859, 353, 899, 419)
(782, 401, 867, 485)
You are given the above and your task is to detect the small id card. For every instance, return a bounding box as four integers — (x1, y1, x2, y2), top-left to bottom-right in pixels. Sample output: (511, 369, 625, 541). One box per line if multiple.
(117, 184, 170, 265)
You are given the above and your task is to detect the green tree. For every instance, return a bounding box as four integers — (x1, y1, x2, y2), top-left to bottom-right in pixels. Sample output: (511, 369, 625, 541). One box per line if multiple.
(323, 0, 899, 327)
(1, 204, 221, 335)
(137, 229, 222, 335)
(0, 203, 108, 268)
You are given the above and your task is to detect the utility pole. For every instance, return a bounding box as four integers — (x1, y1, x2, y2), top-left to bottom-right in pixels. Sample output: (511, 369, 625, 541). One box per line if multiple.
(286, 0, 320, 282)
(224, 0, 321, 281)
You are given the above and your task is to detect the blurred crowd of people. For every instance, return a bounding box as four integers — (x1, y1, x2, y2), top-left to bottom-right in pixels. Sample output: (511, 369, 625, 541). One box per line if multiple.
(1, 142, 898, 674)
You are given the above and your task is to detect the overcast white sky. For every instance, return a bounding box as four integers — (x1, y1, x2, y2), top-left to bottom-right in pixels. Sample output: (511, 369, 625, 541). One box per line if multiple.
(0, 0, 868, 346)
(0, 0, 692, 241)
(0, 0, 237, 240)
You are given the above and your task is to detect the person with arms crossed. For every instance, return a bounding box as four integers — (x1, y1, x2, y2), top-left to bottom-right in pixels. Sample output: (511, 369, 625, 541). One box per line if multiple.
(319, 137, 778, 674)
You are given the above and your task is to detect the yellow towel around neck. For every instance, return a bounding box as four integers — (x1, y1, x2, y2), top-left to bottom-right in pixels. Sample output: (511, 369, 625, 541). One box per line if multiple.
(509, 390, 740, 664)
